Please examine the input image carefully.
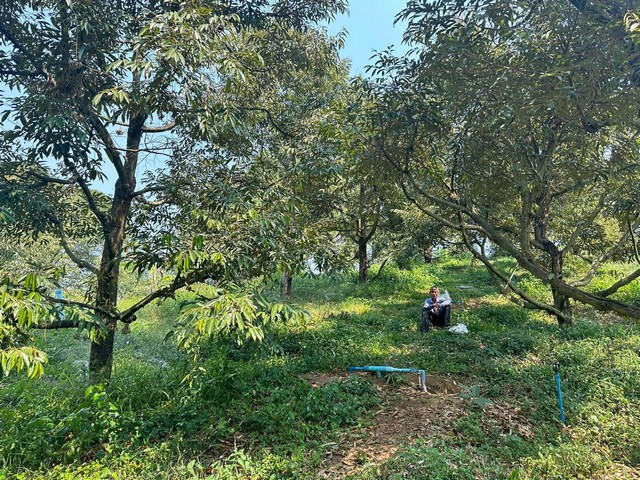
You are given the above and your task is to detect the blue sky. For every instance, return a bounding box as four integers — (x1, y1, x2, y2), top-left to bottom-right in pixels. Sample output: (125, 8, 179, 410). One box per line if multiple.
(327, 0, 410, 75)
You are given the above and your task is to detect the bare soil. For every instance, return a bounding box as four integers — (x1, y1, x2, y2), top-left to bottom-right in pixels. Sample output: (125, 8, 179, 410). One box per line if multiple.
(301, 370, 533, 479)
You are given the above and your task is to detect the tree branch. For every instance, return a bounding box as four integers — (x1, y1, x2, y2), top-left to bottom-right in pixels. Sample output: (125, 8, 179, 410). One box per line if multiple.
(142, 121, 176, 133)
(238, 106, 297, 138)
(0, 68, 40, 77)
(42, 295, 114, 319)
(131, 181, 190, 198)
(0, 23, 37, 63)
(460, 223, 568, 321)
(562, 192, 606, 254)
(363, 207, 381, 243)
(598, 267, 640, 298)
(113, 145, 173, 158)
(399, 178, 485, 234)
(629, 218, 640, 263)
(119, 271, 204, 323)
(370, 258, 390, 281)
(24, 171, 74, 185)
(62, 156, 109, 228)
(47, 213, 99, 274)
(0, 23, 55, 84)
(81, 105, 127, 179)
(34, 320, 80, 329)
(133, 196, 166, 207)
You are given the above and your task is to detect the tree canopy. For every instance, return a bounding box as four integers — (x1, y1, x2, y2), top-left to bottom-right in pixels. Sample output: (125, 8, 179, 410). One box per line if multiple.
(0, 0, 347, 382)
(370, 0, 640, 324)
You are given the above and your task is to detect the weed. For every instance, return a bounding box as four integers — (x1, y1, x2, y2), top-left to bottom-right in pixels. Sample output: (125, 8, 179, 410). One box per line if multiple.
(457, 384, 495, 409)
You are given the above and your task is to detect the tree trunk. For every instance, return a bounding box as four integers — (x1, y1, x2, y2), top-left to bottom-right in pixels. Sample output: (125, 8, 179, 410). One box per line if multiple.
(89, 322, 116, 383)
(281, 269, 292, 299)
(88, 112, 144, 384)
(423, 246, 433, 263)
(552, 286, 573, 325)
(533, 183, 573, 325)
(358, 237, 368, 284)
(549, 247, 573, 326)
(89, 221, 124, 384)
(88, 188, 129, 384)
(355, 214, 369, 284)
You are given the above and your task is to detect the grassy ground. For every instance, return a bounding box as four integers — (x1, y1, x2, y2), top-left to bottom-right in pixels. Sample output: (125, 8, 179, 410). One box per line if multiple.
(1, 255, 640, 479)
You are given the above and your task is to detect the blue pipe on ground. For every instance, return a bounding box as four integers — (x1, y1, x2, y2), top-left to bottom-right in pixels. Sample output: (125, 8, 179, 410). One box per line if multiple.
(553, 362, 565, 425)
(348, 365, 427, 392)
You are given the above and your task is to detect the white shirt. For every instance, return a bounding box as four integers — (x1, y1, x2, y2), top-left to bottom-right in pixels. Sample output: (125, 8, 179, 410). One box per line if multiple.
(423, 295, 451, 310)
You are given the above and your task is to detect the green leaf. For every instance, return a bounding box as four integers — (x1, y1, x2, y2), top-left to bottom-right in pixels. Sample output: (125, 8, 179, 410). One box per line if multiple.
(92, 92, 104, 106)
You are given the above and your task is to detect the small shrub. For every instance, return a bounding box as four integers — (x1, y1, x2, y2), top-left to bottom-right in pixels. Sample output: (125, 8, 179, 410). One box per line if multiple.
(380, 440, 489, 479)
(524, 443, 611, 480)
(56, 384, 130, 459)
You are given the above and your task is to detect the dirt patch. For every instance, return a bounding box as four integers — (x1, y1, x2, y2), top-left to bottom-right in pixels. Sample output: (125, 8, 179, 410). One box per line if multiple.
(306, 371, 467, 479)
(301, 371, 462, 394)
(481, 401, 534, 440)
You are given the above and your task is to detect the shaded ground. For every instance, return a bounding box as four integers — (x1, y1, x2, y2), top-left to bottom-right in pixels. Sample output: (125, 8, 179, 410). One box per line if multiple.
(301, 371, 533, 479)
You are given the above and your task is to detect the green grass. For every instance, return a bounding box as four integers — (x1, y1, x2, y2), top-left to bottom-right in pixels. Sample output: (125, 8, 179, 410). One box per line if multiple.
(1, 255, 640, 479)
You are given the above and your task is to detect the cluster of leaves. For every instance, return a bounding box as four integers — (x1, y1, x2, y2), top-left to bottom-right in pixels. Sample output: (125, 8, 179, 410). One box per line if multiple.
(172, 286, 309, 386)
(177, 288, 306, 346)
(0, 275, 49, 378)
(0, 267, 103, 379)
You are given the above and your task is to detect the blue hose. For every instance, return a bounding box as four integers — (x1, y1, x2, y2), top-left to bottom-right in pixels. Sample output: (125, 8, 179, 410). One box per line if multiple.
(554, 363, 565, 425)
(348, 365, 427, 392)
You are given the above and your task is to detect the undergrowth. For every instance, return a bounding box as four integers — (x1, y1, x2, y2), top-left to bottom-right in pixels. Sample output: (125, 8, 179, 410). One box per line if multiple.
(1, 255, 639, 479)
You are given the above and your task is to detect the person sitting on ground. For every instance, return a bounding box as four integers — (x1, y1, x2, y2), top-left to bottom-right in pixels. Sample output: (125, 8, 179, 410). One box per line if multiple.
(421, 285, 451, 332)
